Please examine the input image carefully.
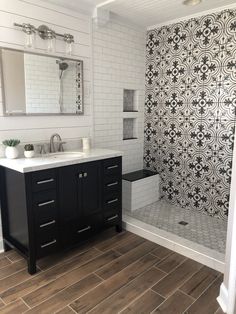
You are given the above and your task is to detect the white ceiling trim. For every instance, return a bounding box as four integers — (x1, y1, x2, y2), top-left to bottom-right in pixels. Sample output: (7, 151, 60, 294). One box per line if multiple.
(96, 0, 116, 9)
(147, 2, 236, 30)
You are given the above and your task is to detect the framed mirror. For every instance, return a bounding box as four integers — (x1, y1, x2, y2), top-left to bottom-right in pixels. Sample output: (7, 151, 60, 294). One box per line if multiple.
(0, 48, 83, 116)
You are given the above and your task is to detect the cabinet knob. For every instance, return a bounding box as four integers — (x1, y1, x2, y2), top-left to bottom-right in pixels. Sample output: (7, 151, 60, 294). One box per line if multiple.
(83, 172, 88, 178)
(78, 173, 83, 179)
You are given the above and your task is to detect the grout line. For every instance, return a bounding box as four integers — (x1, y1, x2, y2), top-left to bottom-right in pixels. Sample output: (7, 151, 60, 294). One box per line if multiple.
(5, 257, 13, 264)
(93, 272, 105, 281)
(183, 275, 221, 313)
(29, 276, 103, 313)
(20, 297, 30, 309)
(0, 248, 105, 303)
(68, 304, 78, 313)
(154, 255, 188, 274)
(86, 265, 166, 314)
(20, 248, 124, 308)
(117, 288, 165, 314)
(92, 244, 158, 279)
(150, 295, 167, 314)
(177, 289, 196, 301)
(0, 297, 6, 306)
(20, 251, 107, 303)
(0, 266, 27, 283)
(94, 233, 134, 253)
(150, 289, 195, 314)
(179, 267, 221, 299)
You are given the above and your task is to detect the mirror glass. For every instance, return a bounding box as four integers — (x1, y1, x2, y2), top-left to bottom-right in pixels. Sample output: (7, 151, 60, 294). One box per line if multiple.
(0, 48, 83, 115)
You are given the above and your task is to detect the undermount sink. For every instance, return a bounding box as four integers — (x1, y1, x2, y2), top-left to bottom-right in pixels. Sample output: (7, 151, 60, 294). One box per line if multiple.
(46, 151, 85, 159)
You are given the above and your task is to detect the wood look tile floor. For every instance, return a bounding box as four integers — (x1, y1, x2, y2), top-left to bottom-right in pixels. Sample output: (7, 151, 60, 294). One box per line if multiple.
(0, 230, 223, 313)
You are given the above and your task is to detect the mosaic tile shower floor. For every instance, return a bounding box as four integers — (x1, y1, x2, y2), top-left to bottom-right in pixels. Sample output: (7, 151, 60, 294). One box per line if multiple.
(124, 200, 227, 254)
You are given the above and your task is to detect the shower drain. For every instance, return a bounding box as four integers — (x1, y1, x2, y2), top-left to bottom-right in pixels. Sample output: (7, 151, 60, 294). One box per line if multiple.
(178, 221, 188, 226)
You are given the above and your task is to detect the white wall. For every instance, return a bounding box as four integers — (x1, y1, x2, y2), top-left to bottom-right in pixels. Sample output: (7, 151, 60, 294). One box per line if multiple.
(218, 139, 236, 313)
(92, 14, 146, 173)
(0, 0, 93, 155)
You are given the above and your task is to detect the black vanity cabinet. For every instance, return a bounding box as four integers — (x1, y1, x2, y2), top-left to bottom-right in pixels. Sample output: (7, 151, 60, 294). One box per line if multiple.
(0, 156, 122, 274)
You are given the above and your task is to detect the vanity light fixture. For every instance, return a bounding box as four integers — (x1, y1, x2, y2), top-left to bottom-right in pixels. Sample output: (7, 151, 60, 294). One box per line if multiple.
(183, 0, 202, 5)
(14, 23, 74, 54)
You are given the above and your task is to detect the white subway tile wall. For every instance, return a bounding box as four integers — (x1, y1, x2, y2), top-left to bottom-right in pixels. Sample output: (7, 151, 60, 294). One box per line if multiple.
(92, 16, 146, 173)
(24, 54, 78, 114)
(123, 174, 160, 211)
(24, 54, 60, 113)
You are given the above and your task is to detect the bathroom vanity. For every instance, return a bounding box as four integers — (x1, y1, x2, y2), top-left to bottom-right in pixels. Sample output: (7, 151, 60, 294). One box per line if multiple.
(0, 149, 122, 274)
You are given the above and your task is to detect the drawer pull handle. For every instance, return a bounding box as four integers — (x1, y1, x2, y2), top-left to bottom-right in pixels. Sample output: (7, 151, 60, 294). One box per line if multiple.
(107, 165, 118, 170)
(107, 181, 118, 187)
(77, 226, 91, 233)
(40, 220, 56, 228)
(38, 200, 55, 207)
(37, 178, 54, 185)
(107, 198, 118, 204)
(107, 214, 118, 221)
(41, 239, 56, 248)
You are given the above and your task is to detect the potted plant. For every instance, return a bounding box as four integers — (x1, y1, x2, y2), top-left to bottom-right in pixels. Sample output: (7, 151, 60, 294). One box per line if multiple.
(24, 144, 35, 158)
(2, 139, 20, 159)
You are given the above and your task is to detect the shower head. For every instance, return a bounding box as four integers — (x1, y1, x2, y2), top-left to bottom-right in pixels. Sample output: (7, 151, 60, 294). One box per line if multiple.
(59, 62, 68, 71)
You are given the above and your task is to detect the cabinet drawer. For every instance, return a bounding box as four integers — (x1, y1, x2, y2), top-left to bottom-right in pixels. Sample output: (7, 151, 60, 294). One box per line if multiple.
(104, 193, 121, 212)
(104, 177, 121, 193)
(103, 157, 122, 177)
(33, 190, 57, 223)
(32, 169, 57, 192)
(64, 214, 103, 246)
(37, 237, 58, 258)
(37, 220, 57, 243)
(104, 210, 121, 226)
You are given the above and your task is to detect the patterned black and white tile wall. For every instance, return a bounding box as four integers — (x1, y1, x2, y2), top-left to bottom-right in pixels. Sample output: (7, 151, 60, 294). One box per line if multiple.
(144, 9, 236, 220)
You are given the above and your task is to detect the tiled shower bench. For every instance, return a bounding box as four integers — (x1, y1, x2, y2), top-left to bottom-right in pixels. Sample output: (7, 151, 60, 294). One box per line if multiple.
(122, 169, 160, 211)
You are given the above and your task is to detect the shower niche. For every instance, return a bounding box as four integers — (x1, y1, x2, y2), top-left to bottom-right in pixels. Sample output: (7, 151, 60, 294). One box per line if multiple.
(123, 89, 138, 112)
(0, 48, 83, 115)
(123, 118, 137, 140)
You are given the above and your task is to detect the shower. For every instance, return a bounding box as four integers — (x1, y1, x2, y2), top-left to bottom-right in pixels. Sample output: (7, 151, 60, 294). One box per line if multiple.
(58, 61, 68, 79)
(57, 60, 69, 112)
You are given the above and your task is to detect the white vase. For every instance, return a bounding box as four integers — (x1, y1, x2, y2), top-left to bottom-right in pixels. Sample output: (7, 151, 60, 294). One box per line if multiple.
(24, 150, 35, 158)
(5, 146, 19, 159)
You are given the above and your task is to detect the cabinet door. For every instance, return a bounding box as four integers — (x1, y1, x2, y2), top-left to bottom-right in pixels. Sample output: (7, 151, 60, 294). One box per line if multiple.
(58, 164, 81, 222)
(80, 161, 102, 217)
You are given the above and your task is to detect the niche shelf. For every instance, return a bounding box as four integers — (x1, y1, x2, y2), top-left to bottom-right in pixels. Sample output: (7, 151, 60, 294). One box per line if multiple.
(123, 89, 138, 112)
(123, 118, 137, 141)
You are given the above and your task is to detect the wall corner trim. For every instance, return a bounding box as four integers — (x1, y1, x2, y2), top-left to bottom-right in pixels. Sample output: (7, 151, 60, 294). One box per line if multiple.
(217, 283, 228, 313)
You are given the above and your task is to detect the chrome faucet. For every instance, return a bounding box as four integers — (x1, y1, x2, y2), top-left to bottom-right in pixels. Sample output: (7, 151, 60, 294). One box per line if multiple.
(49, 133, 66, 153)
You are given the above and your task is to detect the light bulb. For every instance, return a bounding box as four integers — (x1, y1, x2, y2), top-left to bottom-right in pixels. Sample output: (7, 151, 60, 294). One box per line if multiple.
(25, 32, 35, 49)
(46, 29, 56, 53)
(22, 23, 35, 49)
(47, 37, 55, 52)
(66, 42, 72, 55)
(64, 34, 74, 55)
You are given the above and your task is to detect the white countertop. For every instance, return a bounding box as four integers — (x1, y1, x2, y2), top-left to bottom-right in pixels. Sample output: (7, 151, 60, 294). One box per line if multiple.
(0, 149, 123, 173)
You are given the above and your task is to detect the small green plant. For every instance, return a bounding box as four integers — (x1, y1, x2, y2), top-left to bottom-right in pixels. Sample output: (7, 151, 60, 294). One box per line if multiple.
(24, 144, 34, 151)
(2, 139, 20, 147)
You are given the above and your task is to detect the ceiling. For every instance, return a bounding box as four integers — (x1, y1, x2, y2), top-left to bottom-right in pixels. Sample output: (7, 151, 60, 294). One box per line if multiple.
(45, 0, 236, 27)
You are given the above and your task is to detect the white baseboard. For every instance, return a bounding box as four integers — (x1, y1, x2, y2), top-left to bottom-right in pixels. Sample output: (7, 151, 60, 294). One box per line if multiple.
(122, 215, 225, 273)
(0, 238, 3, 253)
(217, 283, 228, 313)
